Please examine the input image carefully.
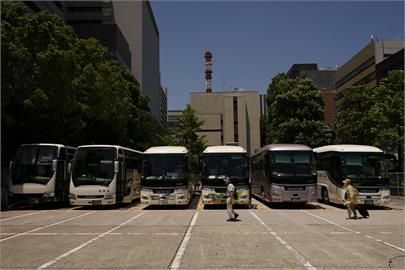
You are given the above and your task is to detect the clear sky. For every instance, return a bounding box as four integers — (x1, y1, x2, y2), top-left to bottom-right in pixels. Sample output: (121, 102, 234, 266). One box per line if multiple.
(150, 1, 404, 110)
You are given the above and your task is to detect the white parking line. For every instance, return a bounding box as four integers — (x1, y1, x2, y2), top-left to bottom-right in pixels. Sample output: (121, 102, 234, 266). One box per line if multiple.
(0, 211, 96, 242)
(169, 211, 199, 270)
(37, 211, 146, 269)
(302, 210, 405, 253)
(0, 211, 47, 222)
(1, 231, 271, 237)
(250, 211, 317, 270)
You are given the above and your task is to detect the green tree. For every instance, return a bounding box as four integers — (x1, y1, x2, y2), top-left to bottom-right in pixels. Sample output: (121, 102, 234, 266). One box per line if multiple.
(334, 85, 374, 145)
(334, 70, 404, 171)
(164, 105, 206, 185)
(1, 1, 163, 163)
(369, 70, 404, 171)
(266, 73, 332, 147)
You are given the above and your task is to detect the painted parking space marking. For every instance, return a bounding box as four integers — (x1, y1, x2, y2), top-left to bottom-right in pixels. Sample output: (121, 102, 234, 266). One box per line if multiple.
(302, 210, 405, 253)
(0, 211, 96, 242)
(0, 230, 271, 237)
(36, 211, 146, 269)
(169, 211, 199, 270)
(250, 211, 317, 270)
(0, 211, 47, 222)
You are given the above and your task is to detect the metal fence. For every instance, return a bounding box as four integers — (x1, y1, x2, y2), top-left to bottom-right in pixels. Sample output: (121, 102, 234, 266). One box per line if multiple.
(389, 172, 404, 197)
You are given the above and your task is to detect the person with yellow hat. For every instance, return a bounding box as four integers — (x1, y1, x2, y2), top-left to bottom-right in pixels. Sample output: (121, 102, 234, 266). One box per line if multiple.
(343, 178, 358, 219)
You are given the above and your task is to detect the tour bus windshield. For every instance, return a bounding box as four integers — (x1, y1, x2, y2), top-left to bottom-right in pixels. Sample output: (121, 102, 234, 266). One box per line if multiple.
(12, 145, 58, 184)
(270, 151, 316, 178)
(341, 152, 388, 180)
(203, 153, 248, 185)
(142, 154, 187, 185)
(72, 148, 116, 187)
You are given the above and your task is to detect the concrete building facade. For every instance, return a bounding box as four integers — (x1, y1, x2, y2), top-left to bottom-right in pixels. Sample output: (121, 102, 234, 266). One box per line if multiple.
(335, 39, 404, 107)
(376, 48, 404, 82)
(190, 91, 261, 155)
(287, 64, 337, 124)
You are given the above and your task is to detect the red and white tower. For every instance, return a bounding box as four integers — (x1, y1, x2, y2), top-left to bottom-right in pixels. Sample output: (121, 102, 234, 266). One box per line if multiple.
(204, 51, 213, 93)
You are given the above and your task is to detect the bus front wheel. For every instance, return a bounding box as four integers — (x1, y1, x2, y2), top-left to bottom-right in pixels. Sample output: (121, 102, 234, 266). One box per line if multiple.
(321, 188, 329, 204)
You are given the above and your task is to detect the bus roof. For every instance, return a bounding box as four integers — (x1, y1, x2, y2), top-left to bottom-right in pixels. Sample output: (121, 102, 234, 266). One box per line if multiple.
(251, 144, 312, 157)
(144, 146, 188, 154)
(19, 143, 75, 149)
(313, 144, 383, 153)
(203, 145, 247, 154)
(77, 145, 142, 154)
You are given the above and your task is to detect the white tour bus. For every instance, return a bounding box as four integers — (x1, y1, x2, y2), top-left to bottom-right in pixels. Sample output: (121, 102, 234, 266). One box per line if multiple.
(250, 144, 317, 203)
(201, 145, 250, 205)
(141, 146, 191, 205)
(69, 145, 142, 206)
(8, 143, 76, 205)
(314, 144, 390, 206)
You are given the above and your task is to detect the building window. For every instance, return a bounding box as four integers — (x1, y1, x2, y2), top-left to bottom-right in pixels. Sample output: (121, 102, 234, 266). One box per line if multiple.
(335, 56, 375, 89)
(66, 6, 102, 13)
(233, 97, 238, 142)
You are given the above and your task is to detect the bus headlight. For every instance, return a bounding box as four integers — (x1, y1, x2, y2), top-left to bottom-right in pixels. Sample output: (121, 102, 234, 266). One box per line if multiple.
(104, 193, 116, 200)
(177, 194, 186, 200)
(383, 194, 390, 200)
(69, 193, 76, 199)
(43, 192, 55, 198)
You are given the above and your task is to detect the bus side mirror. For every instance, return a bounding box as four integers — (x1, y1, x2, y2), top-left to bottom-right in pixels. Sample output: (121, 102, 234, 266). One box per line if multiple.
(114, 161, 120, 173)
(52, 160, 58, 171)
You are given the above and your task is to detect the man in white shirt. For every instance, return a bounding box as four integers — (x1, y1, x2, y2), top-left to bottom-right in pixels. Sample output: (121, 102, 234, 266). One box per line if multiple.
(224, 177, 239, 222)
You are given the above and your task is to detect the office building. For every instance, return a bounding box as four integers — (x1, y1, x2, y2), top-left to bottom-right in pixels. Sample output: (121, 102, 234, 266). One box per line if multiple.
(190, 90, 261, 155)
(287, 64, 337, 124)
(376, 48, 404, 82)
(335, 39, 404, 107)
(167, 110, 184, 132)
(24, 1, 65, 18)
(259, 94, 268, 116)
(160, 87, 168, 126)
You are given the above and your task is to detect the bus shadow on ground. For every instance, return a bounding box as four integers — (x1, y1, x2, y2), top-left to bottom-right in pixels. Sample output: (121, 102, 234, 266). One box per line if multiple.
(71, 198, 143, 210)
(4, 202, 70, 211)
(317, 199, 393, 210)
(253, 196, 324, 210)
(203, 204, 252, 210)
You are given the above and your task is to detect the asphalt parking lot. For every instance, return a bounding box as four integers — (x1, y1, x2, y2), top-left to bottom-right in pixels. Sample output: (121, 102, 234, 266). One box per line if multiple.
(1, 197, 404, 270)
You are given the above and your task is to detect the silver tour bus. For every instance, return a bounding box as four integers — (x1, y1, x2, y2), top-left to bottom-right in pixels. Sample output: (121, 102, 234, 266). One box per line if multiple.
(250, 144, 317, 203)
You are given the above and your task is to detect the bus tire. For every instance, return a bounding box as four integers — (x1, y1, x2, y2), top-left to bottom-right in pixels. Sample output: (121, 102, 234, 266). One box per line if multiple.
(321, 187, 329, 204)
(1, 188, 8, 211)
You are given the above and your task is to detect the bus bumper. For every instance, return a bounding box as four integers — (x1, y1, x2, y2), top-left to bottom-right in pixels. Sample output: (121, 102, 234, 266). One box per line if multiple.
(69, 198, 116, 206)
(141, 189, 190, 205)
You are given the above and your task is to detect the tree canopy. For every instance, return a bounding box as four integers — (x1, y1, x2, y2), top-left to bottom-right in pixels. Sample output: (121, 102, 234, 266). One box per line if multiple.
(162, 105, 206, 184)
(335, 69, 404, 170)
(265, 73, 332, 147)
(1, 1, 164, 164)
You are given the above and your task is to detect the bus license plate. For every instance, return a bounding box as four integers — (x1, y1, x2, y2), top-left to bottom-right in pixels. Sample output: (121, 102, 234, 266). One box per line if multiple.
(364, 200, 373, 205)
(160, 199, 168, 205)
(291, 197, 300, 202)
(92, 200, 102, 205)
